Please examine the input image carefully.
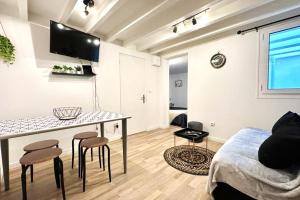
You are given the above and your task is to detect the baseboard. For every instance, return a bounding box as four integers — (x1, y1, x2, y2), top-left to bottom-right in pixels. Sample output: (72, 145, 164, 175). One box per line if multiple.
(160, 124, 170, 129)
(146, 125, 160, 131)
(208, 136, 227, 144)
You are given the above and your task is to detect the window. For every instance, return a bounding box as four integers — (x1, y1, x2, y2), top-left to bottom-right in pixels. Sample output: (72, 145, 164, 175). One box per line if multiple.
(259, 20, 300, 97)
(268, 26, 300, 89)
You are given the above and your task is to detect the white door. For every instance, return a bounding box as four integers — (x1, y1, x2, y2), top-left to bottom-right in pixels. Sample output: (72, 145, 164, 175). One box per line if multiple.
(120, 53, 146, 134)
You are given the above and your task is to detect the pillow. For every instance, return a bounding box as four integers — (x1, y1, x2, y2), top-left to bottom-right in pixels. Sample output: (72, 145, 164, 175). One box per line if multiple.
(258, 133, 300, 169)
(272, 111, 300, 134)
(258, 112, 300, 169)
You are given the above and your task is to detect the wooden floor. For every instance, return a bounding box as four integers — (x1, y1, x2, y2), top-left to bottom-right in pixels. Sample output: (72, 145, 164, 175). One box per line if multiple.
(0, 126, 222, 200)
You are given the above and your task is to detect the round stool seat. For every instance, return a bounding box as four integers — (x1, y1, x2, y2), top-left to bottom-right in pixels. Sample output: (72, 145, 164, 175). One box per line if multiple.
(73, 132, 98, 140)
(81, 137, 108, 148)
(23, 139, 59, 152)
(20, 148, 62, 165)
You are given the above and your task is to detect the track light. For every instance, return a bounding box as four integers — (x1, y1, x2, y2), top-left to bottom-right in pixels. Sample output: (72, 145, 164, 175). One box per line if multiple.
(173, 26, 177, 33)
(83, 0, 94, 16)
(171, 8, 209, 33)
(84, 6, 89, 16)
(192, 17, 197, 25)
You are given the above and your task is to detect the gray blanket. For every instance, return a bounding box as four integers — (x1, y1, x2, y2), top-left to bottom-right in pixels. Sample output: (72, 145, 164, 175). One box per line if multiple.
(207, 128, 300, 200)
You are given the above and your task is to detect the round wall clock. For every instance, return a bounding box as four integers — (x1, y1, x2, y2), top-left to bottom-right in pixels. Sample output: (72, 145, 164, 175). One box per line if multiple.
(210, 52, 226, 69)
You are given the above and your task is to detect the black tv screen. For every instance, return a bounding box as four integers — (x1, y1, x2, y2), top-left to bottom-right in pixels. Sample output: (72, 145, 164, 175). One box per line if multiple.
(50, 21, 100, 62)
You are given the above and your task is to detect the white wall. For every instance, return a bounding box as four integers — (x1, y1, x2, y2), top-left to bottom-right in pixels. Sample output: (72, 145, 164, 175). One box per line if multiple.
(169, 73, 187, 108)
(162, 32, 300, 141)
(0, 14, 160, 165)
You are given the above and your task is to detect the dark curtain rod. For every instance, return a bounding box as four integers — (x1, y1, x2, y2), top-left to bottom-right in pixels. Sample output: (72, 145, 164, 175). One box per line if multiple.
(237, 14, 300, 35)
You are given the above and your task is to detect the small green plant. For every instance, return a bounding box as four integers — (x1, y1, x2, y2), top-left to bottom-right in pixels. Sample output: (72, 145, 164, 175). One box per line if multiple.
(53, 65, 62, 70)
(0, 34, 15, 64)
(62, 65, 69, 71)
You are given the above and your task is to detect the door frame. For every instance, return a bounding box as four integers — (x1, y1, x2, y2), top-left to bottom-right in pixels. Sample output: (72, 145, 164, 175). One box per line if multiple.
(161, 51, 189, 127)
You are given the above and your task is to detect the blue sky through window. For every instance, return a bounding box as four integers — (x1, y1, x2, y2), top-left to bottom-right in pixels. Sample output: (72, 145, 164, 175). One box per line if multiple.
(268, 26, 300, 89)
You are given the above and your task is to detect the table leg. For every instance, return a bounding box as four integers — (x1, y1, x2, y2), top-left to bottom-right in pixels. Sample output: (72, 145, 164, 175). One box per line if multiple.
(122, 119, 127, 174)
(100, 123, 104, 137)
(1, 139, 9, 191)
(206, 137, 208, 155)
(174, 135, 176, 146)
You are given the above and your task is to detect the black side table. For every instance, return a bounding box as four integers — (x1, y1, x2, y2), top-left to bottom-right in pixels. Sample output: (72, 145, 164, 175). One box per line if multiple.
(174, 128, 209, 157)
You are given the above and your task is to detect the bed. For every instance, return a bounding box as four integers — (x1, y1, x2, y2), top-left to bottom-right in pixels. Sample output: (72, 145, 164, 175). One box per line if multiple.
(207, 128, 300, 200)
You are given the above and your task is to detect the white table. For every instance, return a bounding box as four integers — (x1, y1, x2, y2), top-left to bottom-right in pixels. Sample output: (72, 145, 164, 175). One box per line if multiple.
(0, 111, 130, 191)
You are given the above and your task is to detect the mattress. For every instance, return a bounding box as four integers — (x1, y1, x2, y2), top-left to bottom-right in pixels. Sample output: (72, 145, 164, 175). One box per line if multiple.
(207, 128, 300, 200)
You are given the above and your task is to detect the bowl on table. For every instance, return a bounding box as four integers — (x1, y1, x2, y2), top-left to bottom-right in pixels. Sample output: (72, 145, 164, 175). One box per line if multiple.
(53, 107, 82, 120)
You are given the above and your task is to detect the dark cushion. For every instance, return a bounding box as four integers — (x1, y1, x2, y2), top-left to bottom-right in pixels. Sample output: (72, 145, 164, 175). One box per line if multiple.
(258, 133, 299, 169)
(272, 111, 300, 135)
(258, 111, 300, 169)
(170, 114, 187, 128)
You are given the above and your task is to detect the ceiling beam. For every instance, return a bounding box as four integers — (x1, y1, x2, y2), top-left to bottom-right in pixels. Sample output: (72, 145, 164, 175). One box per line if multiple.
(85, 0, 120, 33)
(136, 0, 274, 51)
(149, 5, 300, 54)
(59, 0, 78, 23)
(123, 0, 220, 47)
(106, 0, 170, 42)
(17, 0, 28, 20)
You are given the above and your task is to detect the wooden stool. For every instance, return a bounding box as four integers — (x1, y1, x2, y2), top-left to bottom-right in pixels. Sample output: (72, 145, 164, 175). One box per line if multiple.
(72, 132, 98, 177)
(80, 137, 111, 192)
(23, 140, 59, 182)
(19, 148, 65, 200)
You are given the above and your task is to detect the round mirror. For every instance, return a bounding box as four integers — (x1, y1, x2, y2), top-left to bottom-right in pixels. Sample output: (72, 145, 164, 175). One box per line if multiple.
(210, 53, 226, 69)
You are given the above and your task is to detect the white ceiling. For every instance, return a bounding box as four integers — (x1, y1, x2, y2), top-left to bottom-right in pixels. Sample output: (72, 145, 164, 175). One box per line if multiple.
(1, 0, 300, 54)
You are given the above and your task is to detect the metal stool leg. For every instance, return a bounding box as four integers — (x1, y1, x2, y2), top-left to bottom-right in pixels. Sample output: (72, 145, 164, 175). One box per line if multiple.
(30, 165, 33, 183)
(71, 138, 75, 169)
(58, 157, 66, 200)
(105, 144, 112, 182)
(91, 148, 93, 161)
(102, 146, 105, 171)
(21, 165, 29, 200)
(78, 139, 83, 178)
(82, 148, 88, 192)
(54, 157, 60, 188)
(98, 146, 102, 168)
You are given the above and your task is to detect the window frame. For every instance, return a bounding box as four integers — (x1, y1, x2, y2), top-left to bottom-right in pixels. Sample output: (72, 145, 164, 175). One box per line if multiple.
(258, 19, 300, 97)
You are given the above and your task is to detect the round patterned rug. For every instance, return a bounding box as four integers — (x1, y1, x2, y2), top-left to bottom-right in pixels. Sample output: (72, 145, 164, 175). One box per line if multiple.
(164, 145, 215, 175)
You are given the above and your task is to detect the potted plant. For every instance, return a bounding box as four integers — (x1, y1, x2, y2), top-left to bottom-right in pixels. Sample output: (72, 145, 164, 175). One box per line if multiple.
(0, 34, 15, 64)
(75, 66, 82, 74)
(52, 65, 62, 73)
(67, 66, 75, 74)
(62, 65, 69, 73)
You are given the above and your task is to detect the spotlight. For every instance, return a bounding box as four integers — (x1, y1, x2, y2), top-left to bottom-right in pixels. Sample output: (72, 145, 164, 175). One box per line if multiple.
(192, 17, 197, 25)
(84, 8, 89, 16)
(57, 23, 64, 30)
(83, 0, 94, 7)
(83, 0, 94, 16)
(88, 0, 94, 7)
(173, 26, 177, 33)
(93, 39, 100, 46)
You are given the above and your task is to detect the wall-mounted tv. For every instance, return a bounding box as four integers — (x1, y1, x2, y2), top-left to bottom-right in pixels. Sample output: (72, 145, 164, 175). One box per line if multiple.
(50, 21, 100, 62)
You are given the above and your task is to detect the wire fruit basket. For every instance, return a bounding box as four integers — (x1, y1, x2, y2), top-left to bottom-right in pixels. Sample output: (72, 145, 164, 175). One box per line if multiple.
(53, 107, 82, 120)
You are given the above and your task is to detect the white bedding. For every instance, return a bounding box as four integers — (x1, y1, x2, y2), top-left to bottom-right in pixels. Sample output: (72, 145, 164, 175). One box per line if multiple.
(207, 128, 300, 200)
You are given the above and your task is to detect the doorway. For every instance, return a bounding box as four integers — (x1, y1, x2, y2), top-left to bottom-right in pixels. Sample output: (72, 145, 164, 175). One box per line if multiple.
(120, 53, 147, 134)
(168, 55, 188, 127)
